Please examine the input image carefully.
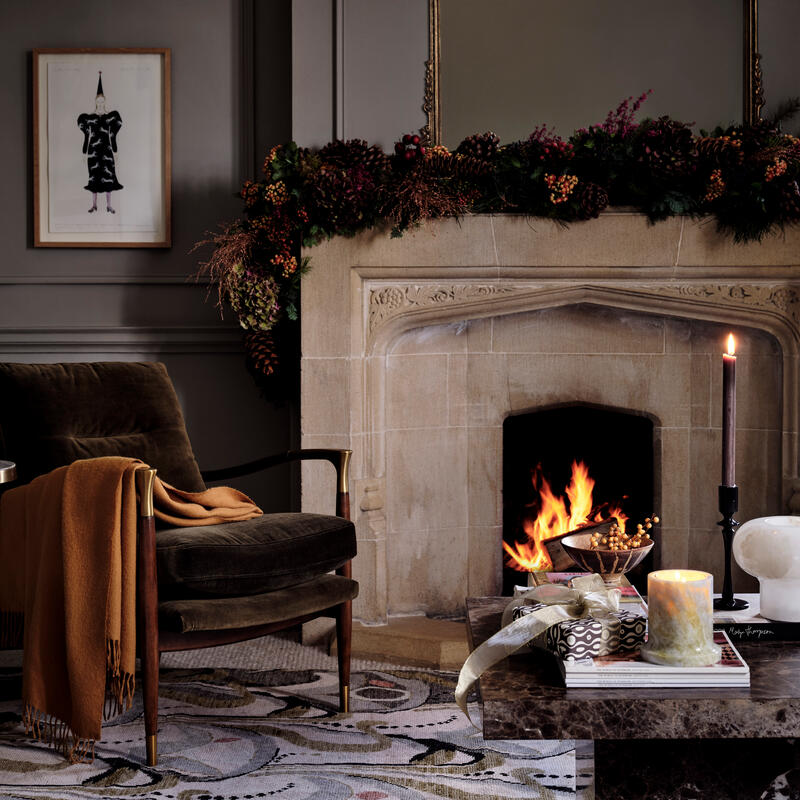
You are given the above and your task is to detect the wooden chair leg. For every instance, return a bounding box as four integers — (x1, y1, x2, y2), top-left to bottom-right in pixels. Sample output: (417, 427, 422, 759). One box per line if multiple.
(335, 599, 352, 712)
(136, 470, 160, 766)
(140, 627, 160, 766)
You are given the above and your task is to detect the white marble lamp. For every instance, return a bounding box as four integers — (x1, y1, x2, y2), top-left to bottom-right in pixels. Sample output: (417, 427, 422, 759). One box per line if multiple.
(733, 516, 800, 622)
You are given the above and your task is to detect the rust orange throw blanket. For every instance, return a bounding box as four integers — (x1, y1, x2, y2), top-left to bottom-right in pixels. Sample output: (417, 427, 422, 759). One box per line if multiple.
(0, 456, 262, 761)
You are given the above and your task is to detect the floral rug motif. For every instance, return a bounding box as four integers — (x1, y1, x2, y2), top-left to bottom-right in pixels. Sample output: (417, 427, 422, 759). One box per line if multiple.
(0, 666, 591, 799)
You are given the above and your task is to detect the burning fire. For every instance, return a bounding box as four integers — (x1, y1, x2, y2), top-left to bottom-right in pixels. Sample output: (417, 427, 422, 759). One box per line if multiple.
(503, 460, 628, 572)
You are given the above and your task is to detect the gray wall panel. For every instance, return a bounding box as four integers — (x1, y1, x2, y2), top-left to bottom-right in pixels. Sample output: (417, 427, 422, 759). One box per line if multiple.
(0, 0, 295, 510)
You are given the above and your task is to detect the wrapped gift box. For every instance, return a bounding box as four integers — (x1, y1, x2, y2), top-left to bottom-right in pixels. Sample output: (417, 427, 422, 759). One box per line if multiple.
(513, 603, 647, 661)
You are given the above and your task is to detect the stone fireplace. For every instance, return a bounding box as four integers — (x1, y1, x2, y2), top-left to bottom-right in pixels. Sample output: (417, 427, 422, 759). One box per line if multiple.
(300, 212, 800, 624)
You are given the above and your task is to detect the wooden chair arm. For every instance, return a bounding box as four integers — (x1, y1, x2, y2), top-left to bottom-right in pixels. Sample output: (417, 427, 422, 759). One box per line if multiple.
(201, 449, 352, 520)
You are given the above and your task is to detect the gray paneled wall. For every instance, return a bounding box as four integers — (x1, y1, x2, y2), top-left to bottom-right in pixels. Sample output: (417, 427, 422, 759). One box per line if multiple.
(291, 0, 428, 148)
(1, 0, 294, 509)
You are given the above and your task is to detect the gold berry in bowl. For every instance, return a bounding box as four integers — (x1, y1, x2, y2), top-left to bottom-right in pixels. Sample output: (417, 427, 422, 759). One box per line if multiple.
(560, 514, 660, 585)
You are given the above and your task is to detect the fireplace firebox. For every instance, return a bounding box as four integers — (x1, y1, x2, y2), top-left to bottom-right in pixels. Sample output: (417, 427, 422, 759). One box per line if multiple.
(502, 405, 655, 594)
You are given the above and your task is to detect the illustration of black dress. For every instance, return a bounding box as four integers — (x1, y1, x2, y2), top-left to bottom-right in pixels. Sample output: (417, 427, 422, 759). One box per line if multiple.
(77, 111, 123, 193)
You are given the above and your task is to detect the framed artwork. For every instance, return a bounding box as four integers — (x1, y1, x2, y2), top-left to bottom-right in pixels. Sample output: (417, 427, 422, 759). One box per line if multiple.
(33, 48, 171, 248)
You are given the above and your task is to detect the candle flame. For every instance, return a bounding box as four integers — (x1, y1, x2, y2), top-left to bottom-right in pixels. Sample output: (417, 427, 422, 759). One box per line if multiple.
(727, 333, 736, 356)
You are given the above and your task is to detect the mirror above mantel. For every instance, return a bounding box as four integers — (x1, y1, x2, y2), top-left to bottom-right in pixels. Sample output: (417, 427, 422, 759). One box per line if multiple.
(425, 0, 765, 147)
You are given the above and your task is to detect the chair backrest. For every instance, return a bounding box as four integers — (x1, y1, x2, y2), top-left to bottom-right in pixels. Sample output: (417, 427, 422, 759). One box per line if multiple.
(0, 362, 206, 491)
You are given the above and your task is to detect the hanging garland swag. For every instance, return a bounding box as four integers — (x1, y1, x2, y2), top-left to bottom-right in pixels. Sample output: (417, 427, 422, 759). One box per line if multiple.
(195, 93, 800, 377)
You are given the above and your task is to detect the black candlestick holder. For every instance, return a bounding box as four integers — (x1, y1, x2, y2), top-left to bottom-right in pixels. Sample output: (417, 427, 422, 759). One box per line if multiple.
(713, 484, 749, 611)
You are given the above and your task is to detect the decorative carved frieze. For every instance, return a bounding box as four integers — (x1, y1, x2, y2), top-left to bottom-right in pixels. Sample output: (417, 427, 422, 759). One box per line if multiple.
(368, 281, 800, 342)
(368, 284, 519, 333)
(659, 284, 800, 337)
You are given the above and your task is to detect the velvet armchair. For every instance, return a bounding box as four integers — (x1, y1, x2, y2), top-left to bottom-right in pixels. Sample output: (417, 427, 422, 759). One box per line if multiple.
(0, 361, 357, 767)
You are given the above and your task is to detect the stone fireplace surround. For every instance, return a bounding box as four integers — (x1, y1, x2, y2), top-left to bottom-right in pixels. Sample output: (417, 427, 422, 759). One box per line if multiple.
(300, 212, 800, 624)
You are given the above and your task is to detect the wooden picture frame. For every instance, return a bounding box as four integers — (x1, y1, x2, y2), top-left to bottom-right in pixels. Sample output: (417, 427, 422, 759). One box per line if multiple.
(34, 48, 171, 248)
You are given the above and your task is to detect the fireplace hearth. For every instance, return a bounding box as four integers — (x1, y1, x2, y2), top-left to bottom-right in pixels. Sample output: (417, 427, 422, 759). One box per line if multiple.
(300, 213, 799, 623)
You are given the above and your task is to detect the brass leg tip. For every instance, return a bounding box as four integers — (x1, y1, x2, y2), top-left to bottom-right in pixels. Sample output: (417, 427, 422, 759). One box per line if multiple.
(341, 685, 350, 713)
(146, 734, 157, 766)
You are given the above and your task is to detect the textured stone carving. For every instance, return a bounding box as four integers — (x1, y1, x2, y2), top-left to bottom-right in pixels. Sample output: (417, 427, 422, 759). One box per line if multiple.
(369, 281, 800, 340)
(660, 284, 800, 337)
(369, 284, 520, 333)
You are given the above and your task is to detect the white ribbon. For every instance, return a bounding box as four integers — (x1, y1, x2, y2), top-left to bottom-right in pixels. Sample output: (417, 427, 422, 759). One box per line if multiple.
(455, 574, 621, 725)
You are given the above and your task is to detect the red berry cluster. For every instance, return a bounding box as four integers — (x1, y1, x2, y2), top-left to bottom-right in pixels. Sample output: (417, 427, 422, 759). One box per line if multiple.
(536, 141, 574, 162)
(394, 133, 427, 163)
(252, 207, 294, 249)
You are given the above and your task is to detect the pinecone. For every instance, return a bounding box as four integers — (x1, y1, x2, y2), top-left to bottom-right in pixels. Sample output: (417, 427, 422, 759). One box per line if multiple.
(634, 117, 696, 180)
(421, 150, 491, 181)
(696, 135, 744, 168)
(307, 164, 379, 230)
(319, 139, 390, 175)
(244, 329, 279, 376)
(576, 182, 609, 219)
(455, 131, 500, 161)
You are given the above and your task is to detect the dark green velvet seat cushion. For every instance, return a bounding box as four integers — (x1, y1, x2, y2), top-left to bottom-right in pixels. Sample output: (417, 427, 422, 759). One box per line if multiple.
(156, 512, 356, 599)
(0, 361, 205, 492)
(158, 574, 359, 633)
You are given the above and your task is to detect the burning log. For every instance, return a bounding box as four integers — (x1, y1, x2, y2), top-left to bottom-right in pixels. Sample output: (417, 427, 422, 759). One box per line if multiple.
(540, 520, 618, 572)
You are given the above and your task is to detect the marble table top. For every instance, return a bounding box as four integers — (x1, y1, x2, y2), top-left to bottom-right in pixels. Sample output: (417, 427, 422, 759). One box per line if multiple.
(467, 596, 800, 741)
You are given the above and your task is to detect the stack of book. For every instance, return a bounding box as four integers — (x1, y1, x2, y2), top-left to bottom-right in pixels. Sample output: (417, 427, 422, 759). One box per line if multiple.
(528, 572, 751, 688)
(560, 630, 750, 687)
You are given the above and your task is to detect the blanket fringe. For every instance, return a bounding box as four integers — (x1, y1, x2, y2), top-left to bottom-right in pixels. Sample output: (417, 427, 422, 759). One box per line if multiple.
(23, 704, 95, 764)
(105, 638, 135, 719)
(20, 638, 134, 763)
(0, 610, 24, 649)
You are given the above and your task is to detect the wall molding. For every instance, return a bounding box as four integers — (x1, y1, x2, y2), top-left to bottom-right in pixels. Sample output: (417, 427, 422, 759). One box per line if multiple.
(0, 276, 209, 285)
(0, 325, 242, 354)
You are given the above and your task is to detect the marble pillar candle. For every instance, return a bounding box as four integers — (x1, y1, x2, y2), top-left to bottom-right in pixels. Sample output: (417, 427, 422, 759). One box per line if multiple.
(641, 570, 722, 667)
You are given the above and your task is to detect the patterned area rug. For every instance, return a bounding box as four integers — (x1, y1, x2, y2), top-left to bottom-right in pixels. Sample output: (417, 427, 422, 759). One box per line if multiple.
(0, 643, 593, 799)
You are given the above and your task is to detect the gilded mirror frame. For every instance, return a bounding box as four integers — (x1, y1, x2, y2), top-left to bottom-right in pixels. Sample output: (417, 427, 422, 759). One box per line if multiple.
(423, 0, 765, 145)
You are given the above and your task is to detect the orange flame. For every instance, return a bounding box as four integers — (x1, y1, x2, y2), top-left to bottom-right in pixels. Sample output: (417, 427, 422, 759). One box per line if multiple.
(727, 333, 736, 356)
(503, 460, 628, 572)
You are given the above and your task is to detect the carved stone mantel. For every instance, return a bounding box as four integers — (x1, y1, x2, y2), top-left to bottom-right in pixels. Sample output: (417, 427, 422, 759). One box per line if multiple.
(301, 213, 800, 623)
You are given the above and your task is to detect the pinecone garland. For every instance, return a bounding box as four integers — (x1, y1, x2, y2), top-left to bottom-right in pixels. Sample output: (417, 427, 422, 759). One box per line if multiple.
(576, 182, 609, 219)
(244, 330, 279, 376)
(455, 131, 500, 161)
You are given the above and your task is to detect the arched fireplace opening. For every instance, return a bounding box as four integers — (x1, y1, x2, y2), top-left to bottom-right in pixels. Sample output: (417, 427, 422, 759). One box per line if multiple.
(503, 404, 655, 594)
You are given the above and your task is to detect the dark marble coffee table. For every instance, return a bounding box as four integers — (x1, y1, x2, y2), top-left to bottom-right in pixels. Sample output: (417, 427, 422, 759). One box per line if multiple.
(467, 596, 800, 799)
